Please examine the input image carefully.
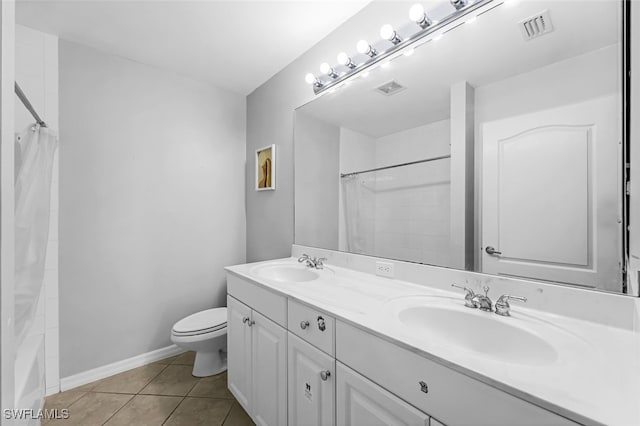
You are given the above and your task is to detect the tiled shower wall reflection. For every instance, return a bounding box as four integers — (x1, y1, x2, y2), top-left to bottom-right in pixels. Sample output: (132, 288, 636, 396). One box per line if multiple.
(339, 119, 452, 266)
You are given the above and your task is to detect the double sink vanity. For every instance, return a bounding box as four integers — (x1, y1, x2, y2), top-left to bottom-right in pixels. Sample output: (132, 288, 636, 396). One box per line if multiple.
(225, 248, 640, 426)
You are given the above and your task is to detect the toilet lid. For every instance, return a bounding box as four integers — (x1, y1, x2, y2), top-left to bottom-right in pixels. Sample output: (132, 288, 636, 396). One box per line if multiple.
(172, 308, 227, 335)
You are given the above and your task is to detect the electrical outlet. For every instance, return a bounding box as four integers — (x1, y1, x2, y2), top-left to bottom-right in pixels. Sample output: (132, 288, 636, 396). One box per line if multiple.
(375, 261, 394, 278)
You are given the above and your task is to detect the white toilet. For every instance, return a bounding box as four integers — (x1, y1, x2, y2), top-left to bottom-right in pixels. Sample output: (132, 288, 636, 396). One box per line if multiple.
(170, 307, 227, 377)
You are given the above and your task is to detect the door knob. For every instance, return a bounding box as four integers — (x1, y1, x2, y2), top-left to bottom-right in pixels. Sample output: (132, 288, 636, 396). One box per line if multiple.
(320, 370, 331, 381)
(485, 246, 502, 256)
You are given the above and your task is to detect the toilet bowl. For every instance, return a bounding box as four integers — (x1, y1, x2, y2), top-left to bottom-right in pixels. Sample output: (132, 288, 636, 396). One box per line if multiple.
(170, 307, 227, 377)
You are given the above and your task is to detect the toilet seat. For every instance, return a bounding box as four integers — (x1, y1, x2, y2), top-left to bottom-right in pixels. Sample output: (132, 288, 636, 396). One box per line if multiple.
(171, 308, 227, 337)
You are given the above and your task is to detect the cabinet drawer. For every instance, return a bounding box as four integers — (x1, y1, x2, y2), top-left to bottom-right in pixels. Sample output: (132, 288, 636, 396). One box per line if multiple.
(288, 299, 335, 355)
(337, 362, 429, 426)
(336, 321, 578, 426)
(227, 273, 287, 327)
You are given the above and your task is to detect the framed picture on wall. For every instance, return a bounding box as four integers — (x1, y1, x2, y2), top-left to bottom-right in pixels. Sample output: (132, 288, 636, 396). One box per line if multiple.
(255, 144, 276, 191)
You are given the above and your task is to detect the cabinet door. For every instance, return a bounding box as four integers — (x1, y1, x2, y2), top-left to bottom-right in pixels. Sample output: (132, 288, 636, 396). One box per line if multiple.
(227, 296, 253, 412)
(336, 362, 429, 426)
(251, 311, 287, 426)
(288, 332, 335, 426)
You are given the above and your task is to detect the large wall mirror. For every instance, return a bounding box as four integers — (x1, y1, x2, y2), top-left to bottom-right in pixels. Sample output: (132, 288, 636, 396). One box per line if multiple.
(294, 0, 632, 295)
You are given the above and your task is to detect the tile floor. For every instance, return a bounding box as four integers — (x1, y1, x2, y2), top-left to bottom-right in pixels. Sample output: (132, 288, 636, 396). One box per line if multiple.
(43, 352, 254, 426)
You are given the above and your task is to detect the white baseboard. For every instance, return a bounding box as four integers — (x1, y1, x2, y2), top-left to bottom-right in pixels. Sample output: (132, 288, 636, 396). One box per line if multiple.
(59, 344, 185, 392)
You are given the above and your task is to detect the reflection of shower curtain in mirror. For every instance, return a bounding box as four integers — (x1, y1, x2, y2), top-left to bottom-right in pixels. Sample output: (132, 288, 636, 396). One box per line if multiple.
(14, 124, 58, 347)
(341, 175, 364, 253)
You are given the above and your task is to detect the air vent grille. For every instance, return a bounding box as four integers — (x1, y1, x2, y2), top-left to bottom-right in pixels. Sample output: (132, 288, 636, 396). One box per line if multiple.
(375, 80, 406, 96)
(519, 9, 553, 41)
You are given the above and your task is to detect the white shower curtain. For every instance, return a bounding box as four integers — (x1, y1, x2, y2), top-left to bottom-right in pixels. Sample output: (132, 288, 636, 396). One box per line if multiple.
(14, 124, 58, 347)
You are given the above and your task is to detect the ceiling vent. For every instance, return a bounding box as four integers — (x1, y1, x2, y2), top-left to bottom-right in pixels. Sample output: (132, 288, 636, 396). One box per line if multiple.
(375, 80, 406, 96)
(518, 9, 554, 41)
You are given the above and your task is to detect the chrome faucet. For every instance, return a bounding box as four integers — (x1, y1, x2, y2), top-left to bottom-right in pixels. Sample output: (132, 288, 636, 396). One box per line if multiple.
(495, 294, 527, 316)
(472, 286, 493, 312)
(298, 254, 327, 270)
(451, 284, 476, 308)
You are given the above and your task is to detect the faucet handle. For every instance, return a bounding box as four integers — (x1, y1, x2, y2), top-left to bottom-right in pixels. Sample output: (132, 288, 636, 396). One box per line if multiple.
(495, 294, 527, 316)
(298, 254, 310, 263)
(316, 257, 327, 269)
(451, 284, 477, 308)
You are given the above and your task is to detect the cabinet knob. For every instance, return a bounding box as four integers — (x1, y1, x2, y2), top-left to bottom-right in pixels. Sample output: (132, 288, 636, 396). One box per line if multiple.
(300, 320, 310, 330)
(242, 316, 249, 324)
(419, 381, 429, 394)
(320, 370, 331, 381)
(242, 317, 254, 327)
(317, 316, 326, 331)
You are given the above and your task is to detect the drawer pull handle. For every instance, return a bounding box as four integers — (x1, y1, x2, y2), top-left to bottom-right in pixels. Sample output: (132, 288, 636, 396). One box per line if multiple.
(300, 320, 310, 330)
(419, 381, 429, 394)
(317, 316, 326, 331)
(320, 370, 331, 381)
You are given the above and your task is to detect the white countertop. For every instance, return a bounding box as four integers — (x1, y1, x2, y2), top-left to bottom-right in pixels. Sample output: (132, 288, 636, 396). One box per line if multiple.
(225, 257, 640, 426)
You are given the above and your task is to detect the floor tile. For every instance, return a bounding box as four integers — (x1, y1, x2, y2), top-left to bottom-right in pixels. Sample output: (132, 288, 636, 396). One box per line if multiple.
(164, 397, 233, 426)
(140, 365, 199, 396)
(223, 402, 254, 426)
(91, 363, 167, 394)
(189, 371, 233, 399)
(43, 390, 87, 411)
(104, 394, 182, 426)
(170, 351, 195, 366)
(46, 392, 133, 426)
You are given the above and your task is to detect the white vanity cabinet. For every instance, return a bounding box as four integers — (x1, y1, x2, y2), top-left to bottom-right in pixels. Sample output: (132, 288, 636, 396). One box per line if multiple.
(336, 321, 579, 426)
(226, 269, 586, 426)
(227, 274, 288, 426)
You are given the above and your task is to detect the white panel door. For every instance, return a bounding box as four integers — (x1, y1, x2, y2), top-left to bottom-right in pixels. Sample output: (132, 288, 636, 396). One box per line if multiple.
(227, 296, 253, 412)
(251, 311, 287, 426)
(482, 96, 621, 290)
(336, 362, 429, 426)
(288, 333, 335, 426)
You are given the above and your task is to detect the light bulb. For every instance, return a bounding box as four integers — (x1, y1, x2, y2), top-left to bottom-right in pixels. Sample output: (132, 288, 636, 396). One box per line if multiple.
(337, 52, 349, 66)
(380, 24, 395, 40)
(409, 3, 432, 28)
(409, 4, 425, 22)
(305, 73, 316, 85)
(320, 62, 332, 75)
(356, 40, 371, 55)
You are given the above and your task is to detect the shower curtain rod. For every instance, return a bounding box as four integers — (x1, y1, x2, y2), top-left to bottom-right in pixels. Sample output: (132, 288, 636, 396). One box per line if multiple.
(340, 154, 451, 178)
(15, 82, 47, 127)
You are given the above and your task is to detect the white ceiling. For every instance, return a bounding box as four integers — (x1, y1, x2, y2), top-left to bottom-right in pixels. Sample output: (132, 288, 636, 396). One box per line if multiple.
(16, 0, 372, 95)
(299, 0, 620, 137)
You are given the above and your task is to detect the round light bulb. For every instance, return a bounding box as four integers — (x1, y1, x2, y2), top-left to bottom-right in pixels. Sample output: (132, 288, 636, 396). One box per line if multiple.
(337, 52, 350, 66)
(305, 73, 316, 85)
(409, 4, 425, 22)
(356, 40, 371, 55)
(380, 24, 395, 41)
(319, 62, 332, 75)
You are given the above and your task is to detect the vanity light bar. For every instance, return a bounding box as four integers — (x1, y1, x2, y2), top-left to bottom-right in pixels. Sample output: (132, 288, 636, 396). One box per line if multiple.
(305, 0, 495, 95)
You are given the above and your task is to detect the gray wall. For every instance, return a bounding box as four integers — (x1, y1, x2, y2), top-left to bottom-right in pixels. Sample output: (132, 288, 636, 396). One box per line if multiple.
(245, 2, 403, 261)
(293, 111, 339, 250)
(59, 40, 246, 377)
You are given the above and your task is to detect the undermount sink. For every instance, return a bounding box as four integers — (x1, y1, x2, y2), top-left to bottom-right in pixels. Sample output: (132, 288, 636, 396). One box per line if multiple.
(386, 296, 563, 365)
(252, 263, 326, 283)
